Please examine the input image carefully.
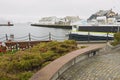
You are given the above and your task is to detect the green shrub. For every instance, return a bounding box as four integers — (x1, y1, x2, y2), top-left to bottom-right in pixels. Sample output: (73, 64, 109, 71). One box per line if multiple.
(0, 52, 43, 73)
(17, 72, 33, 80)
(0, 71, 18, 80)
(41, 61, 52, 68)
(41, 51, 56, 61)
(112, 32, 120, 46)
(49, 41, 77, 54)
(80, 46, 87, 48)
(28, 40, 77, 55)
(114, 32, 120, 42)
(0, 40, 78, 80)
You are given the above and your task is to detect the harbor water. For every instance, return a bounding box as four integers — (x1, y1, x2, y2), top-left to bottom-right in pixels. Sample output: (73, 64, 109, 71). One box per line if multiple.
(0, 23, 70, 42)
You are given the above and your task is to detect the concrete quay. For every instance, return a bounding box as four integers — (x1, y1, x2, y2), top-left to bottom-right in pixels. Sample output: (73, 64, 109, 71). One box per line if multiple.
(0, 24, 13, 26)
(57, 45, 120, 80)
(31, 24, 72, 29)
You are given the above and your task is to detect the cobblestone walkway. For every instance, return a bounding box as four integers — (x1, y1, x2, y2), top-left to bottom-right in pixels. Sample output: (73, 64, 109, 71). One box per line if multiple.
(57, 47, 120, 80)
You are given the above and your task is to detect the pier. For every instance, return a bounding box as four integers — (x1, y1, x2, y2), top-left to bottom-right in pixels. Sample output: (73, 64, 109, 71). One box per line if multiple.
(0, 24, 14, 26)
(0, 22, 14, 26)
(31, 24, 72, 29)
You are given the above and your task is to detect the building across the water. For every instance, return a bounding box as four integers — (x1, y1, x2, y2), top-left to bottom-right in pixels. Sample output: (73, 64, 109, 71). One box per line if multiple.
(38, 16, 80, 25)
(87, 9, 120, 25)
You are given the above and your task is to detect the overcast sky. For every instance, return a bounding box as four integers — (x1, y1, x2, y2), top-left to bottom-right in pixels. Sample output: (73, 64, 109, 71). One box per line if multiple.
(0, 0, 120, 23)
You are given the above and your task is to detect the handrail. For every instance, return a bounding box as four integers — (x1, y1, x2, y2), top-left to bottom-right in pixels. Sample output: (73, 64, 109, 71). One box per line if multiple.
(30, 44, 105, 80)
(0, 33, 67, 42)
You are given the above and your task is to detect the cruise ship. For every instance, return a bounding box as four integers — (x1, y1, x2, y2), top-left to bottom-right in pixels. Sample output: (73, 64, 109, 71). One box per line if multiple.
(69, 9, 120, 41)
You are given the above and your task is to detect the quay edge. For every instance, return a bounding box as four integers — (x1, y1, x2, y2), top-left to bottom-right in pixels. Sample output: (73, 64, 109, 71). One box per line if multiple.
(0, 24, 14, 26)
(31, 24, 72, 29)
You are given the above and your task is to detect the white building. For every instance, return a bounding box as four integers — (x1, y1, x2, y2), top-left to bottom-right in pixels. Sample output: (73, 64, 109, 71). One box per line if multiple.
(39, 16, 58, 24)
(38, 16, 81, 25)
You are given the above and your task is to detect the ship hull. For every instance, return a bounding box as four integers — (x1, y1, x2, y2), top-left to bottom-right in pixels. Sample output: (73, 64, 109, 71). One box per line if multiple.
(69, 26, 119, 41)
(78, 26, 120, 32)
(69, 33, 114, 41)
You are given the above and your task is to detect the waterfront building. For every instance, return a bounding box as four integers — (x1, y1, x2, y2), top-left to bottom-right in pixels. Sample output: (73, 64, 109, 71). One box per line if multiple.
(38, 16, 80, 25)
(39, 16, 58, 24)
(87, 9, 119, 25)
(64, 16, 80, 24)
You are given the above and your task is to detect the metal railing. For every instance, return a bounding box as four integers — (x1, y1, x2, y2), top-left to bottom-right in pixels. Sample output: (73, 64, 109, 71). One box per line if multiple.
(0, 33, 68, 50)
(0, 33, 68, 42)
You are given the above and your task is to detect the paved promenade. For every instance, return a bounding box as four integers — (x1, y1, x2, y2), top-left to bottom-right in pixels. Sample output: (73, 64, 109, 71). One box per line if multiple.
(57, 46, 120, 80)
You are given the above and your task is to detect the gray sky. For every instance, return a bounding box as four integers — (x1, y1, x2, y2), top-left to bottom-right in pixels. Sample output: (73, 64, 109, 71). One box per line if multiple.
(0, 0, 120, 23)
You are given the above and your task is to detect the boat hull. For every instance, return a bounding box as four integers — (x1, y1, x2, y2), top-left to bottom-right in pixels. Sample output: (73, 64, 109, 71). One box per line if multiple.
(69, 33, 114, 41)
(69, 26, 120, 41)
(78, 26, 120, 32)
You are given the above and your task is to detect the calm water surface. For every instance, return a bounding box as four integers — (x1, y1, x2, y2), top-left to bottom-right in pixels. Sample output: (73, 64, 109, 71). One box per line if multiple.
(0, 23, 70, 42)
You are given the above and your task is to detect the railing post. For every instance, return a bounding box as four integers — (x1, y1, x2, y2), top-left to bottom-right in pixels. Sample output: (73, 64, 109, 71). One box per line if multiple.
(29, 33, 31, 41)
(117, 26, 120, 32)
(93, 51, 96, 56)
(49, 32, 51, 41)
(28, 33, 31, 48)
(88, 31, 90, 42)
(16, 43, 19, 50)
(10, 34, 14, 41)
(106, 32, 109, 42)
(6, 34, 8, 41)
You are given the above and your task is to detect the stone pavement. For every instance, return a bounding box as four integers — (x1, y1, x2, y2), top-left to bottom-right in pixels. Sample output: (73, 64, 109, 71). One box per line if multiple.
(57, 47, 120, 80)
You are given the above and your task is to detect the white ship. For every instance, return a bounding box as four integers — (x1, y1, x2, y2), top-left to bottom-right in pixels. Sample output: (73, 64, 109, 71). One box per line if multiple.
(69, 9, 120, 41)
